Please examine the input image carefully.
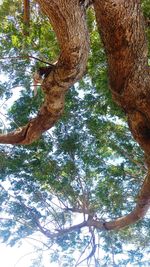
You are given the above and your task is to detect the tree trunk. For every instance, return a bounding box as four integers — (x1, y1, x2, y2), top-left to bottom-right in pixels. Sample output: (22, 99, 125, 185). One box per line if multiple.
(94, 0, 150, 154)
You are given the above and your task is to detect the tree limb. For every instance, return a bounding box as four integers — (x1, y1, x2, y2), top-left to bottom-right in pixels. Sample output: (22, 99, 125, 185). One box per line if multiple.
(75, 228, 96, 266)
(0, 0, 89, 145)
(87, 171, 150, 230)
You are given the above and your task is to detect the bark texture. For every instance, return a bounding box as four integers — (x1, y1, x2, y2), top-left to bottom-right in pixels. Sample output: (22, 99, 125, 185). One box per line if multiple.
(0, 0, 89, 144)
(0, 0, 150, 230)
(94, 0, 150, 154)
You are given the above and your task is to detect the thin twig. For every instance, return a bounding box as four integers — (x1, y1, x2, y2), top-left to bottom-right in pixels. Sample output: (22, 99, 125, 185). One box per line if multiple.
(75, 227, 97, 266)
(0, 55, 53, 65)
(75, 236, 92, 267)
(0, 111, 21, 129)
(25, 236, 53, 249)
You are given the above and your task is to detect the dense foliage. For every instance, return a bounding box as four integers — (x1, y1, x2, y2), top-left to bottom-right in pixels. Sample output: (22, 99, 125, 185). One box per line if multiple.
(0, 0, 150, 266)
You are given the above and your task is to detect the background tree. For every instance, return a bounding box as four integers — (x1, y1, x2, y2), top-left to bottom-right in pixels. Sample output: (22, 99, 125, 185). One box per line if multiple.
(0, 0, 150, 266)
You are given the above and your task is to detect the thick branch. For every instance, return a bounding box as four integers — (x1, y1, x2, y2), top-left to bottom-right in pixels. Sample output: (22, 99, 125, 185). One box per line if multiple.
(88, 171, 150, 230)
(37, 220, 88, 239)
(0, 0, 89, 145)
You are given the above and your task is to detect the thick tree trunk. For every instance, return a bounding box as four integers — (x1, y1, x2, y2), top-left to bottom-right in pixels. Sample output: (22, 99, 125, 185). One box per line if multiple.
(94, 0, 150, 154)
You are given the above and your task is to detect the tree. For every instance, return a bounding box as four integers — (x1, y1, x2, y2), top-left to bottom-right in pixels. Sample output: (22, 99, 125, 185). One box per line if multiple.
(0, 0, 150, 266)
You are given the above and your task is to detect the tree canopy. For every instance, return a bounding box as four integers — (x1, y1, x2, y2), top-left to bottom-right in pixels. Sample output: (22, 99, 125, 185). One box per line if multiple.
(0, 0, 150, 266)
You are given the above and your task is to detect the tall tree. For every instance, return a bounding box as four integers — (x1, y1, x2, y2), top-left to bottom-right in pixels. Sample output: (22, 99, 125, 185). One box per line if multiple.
(0, 0, 150, 266)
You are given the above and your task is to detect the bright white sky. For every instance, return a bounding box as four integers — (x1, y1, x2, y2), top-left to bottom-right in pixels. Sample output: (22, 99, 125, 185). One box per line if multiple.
(0, 241, 58, 267)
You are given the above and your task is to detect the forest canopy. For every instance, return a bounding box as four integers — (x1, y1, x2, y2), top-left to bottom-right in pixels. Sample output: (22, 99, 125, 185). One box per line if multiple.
(0, 0, 150, 266)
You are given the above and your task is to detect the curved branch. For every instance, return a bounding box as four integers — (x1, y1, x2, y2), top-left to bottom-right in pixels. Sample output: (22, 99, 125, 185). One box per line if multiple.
(0, 0, 89, 145)
(88, 171, 150, 230)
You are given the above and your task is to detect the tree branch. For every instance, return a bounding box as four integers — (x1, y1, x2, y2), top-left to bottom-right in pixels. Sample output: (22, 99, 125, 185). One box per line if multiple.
(0, 55, 52, 65)
(37, 219, 88, 239)
(87, 171, 150, 230)
(75, 226, 97, 266)
(23, 0, 30, 36)
(0, 0, 89, 145)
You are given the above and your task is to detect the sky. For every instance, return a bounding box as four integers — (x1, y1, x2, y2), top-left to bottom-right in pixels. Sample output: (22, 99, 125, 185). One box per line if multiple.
(0, 241, 58, 267)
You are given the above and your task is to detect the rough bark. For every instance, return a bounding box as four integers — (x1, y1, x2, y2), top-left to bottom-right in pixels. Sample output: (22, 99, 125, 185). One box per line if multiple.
(94, 0, 150, 154)
(0, 0, 89, 144)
